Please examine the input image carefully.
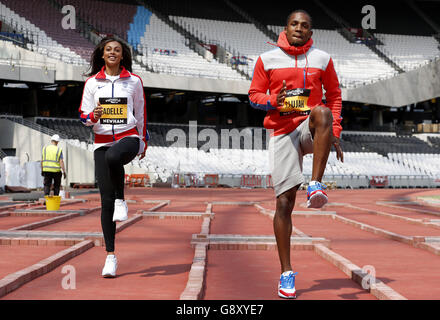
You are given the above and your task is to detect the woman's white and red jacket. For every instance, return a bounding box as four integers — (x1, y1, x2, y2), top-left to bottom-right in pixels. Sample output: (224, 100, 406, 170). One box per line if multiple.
(79, 66, 149, 153)
(249, 31, 343, 138)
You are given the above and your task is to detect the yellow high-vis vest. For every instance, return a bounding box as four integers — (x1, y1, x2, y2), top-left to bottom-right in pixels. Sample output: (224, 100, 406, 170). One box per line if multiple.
(42, 145, 62, 173)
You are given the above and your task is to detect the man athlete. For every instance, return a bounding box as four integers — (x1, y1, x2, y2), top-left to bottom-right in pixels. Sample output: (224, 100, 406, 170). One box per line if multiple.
(248, 9, 344, 299)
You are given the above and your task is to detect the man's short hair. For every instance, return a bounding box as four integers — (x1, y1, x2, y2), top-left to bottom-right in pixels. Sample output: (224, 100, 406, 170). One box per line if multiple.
(286, 9, 313, 29)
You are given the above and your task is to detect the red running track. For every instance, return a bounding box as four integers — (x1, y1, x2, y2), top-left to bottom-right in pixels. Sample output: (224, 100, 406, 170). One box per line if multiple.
(0, 187, 439, 300)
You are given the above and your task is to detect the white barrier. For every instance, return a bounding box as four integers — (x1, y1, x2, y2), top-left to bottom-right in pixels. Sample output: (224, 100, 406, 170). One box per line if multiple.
(0, 159, 5, 191)
(3, 156, 21, 187)
(24, 161, 44, 189)
(2, 157, 44, 189)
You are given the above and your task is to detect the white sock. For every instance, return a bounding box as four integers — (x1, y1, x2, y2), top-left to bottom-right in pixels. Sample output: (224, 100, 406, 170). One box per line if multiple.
(309, 180, 319, 186)
(282, 270, 293, 276)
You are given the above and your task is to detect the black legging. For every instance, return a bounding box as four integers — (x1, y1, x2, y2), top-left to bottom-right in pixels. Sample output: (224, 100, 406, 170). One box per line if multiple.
(94, 137, 139, 252)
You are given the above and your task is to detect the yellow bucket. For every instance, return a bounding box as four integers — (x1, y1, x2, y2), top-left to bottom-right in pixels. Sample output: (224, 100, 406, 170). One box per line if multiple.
(45, 195, 61, 211)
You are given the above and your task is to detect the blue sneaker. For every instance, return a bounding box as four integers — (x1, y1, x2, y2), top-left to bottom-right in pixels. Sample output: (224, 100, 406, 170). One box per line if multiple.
(278, 271, 298, 299)
(307, 181, 328, 208)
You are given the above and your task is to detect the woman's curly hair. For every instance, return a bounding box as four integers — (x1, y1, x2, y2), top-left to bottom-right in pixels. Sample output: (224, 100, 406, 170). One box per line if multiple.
(85, 36, 132, 76)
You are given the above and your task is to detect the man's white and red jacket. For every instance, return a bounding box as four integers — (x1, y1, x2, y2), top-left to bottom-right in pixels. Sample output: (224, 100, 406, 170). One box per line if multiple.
(249, 31, 343, 138)
(79, 66, 149, 153)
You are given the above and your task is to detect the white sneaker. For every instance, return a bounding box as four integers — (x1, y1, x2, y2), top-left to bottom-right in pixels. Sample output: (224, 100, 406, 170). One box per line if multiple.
(278, 271, 298, 299)
(113, 199, 128, 222)
(101, 254, 117, 278)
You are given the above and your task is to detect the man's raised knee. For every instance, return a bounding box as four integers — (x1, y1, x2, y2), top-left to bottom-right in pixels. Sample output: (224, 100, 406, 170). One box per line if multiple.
(310, 106, 333, 127)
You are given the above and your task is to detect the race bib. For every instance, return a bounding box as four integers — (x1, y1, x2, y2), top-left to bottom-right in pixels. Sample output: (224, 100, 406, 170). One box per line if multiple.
(99, 97, 128, 124)
(279, 88, 311, 116)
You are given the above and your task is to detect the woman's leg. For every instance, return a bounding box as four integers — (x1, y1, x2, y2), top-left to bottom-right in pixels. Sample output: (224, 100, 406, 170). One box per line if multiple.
(94, 147, 116, 253)
(105, 137, 139, 200)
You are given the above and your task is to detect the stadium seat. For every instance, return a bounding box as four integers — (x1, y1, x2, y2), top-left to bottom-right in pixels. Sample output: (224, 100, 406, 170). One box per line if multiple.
(375, 33, 440, 72)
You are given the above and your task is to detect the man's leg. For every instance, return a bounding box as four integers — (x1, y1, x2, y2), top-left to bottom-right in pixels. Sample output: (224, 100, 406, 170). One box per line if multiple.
(43, 172, 52, 196)
(53, 172, 62, 196)
(275, 185, 300, 299)
(306, 107, 333, 208)
(273, 186, 299, 273)
(270, 130, 303, 298)
(309, 106, 333, 181)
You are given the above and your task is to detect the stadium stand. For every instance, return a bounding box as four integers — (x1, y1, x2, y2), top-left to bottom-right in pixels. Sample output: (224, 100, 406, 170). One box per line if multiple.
(1, 0, 439, 189)
(1, 0, 439, 85)
(35, 117, 94, 142)
(27, 116, 440, 188)
(32, 117, 440, 156)
(55, 0, 138, 43)
(0, 31, 25, 45)
(0, 0, 148, 71)
(428, 135, 440, 148)
(169, 16, 270, 77)
(137, 14, 245, 80)
(388, 152, 440, 177)
(342, 132, 440, 155)
(322, 151, 421, 176)
(227, 0, 339, 30)
(375, 33, 440, 71)
(326, 0, 436, 36)
(142, 132, 438, 188)
(0, 0, 93, 63)
(33, 118, 265, 149)
(145, 0, 245, 22)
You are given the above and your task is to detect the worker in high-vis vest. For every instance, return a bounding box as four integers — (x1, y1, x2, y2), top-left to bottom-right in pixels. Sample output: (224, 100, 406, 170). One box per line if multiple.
(41, 134, 66, 196)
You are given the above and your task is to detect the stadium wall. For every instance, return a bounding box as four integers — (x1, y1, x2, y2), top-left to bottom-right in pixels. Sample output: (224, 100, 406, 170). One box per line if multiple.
(0, 63, 55, 84)
(344, 58, 440, 107)
(0, 40, 81, 82)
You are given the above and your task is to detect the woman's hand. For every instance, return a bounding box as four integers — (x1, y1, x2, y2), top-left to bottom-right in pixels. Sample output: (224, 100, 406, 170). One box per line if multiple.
(93, 102, 103, 121)
(138, 141, 147, 160)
